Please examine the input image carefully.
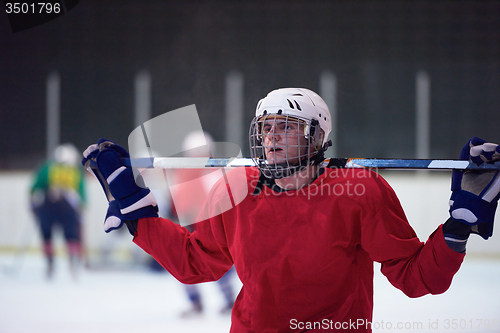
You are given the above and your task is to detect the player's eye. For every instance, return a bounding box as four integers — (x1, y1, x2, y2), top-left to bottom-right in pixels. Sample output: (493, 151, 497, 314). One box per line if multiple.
(262, 125, 272, 133)
(284, 123, 298, 131)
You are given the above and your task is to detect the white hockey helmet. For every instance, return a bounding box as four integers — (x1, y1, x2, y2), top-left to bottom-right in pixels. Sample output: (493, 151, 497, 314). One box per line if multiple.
(54, 143, 79, 166)
(249, 88, 333, 179)
(255, 88, 331, 145)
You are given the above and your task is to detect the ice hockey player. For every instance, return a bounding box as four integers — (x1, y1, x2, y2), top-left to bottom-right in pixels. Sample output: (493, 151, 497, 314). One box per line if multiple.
(83, 88, 500, 332)
(31, 143, 86, 279)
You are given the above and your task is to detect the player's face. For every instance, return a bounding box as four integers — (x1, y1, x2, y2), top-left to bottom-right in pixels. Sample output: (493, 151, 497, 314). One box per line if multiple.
(261, 116, 311, 165)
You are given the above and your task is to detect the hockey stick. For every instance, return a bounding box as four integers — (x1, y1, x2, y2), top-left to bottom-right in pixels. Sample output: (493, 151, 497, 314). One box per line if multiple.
(122, 157, 500, 171)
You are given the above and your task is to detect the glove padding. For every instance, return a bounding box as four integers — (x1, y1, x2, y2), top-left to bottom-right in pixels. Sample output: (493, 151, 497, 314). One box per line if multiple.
(449, 137, 500, 239)
(82, 139, 158, 232)
(104, 200, 124, 233)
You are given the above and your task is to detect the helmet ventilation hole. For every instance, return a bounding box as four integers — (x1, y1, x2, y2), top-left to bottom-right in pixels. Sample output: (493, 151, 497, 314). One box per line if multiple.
(294, 101, 301, 111)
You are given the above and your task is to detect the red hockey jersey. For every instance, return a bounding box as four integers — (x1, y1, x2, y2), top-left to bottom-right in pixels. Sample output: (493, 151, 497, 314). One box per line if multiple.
(133, 167, 465, 332)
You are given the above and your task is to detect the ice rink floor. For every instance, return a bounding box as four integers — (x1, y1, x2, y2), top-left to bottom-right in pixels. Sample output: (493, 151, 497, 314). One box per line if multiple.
(1, 253, 499, 333)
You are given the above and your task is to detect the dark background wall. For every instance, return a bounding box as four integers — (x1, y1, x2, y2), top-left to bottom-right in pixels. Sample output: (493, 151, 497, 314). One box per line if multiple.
(1, 1, 499, 169)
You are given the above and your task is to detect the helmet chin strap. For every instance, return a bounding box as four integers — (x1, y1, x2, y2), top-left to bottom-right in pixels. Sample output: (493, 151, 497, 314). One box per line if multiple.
(310, 140, 333, 165)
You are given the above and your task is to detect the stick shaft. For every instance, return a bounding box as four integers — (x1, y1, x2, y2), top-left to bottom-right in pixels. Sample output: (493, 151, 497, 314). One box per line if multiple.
(123, 157, 500, 171)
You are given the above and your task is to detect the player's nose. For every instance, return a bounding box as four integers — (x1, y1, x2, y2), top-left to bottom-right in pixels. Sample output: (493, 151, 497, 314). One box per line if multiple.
(264, 130, 282, 144)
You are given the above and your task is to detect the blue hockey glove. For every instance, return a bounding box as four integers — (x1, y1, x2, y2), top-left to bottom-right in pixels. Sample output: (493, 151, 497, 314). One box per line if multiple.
(449, 137, 500, 240)
(104, 200, 124, 233)
(82, 139, 158, 232)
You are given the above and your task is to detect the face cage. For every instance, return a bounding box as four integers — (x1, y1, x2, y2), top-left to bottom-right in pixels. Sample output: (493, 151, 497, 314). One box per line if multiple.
(249, 114, 321, 179)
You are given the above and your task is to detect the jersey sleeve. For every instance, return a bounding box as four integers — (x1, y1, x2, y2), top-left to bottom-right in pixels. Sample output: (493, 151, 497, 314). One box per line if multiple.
(30, 162, 50, 193)
(359, 175, 465, 298)
(77, 168, 87, 205)
(133, 215, 233, 284)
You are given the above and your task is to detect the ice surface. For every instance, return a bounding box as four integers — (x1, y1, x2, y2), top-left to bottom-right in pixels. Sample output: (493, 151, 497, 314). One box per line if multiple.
(0, 254, 237, 333)
(0, 254, 499, 333)
(372, 258, 500, 332)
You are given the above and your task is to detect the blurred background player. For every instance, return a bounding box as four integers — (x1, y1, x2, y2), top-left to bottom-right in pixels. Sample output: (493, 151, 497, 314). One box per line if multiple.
(168, 131, 235, 317)
(30, 143, 87, 279)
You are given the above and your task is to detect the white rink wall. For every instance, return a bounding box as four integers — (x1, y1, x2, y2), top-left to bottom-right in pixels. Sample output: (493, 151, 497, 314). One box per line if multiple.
(0, 172, 127, 256)
(0, 171, 499, 256)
